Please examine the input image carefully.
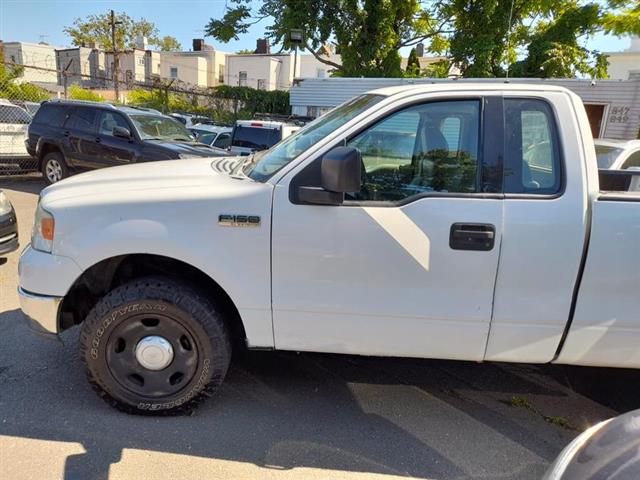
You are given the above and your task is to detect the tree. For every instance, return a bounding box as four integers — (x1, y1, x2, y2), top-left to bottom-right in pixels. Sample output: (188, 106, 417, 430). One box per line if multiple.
(0, 64, 49, 101)
(68, 85, 105, 102)
(64, 12, 180, 51)
(157, 36, 182, 52)
(235, 49, 256, 54)
(441, 0, 640, 78)
(405, 48, 421, 76)
(204, 0, 639, 79)
(205, 0, 446, 77)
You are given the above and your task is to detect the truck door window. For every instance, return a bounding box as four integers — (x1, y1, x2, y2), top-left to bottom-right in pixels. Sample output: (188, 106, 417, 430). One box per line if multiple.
(347, 100, 480, 202)
(504, 99, 561, 194)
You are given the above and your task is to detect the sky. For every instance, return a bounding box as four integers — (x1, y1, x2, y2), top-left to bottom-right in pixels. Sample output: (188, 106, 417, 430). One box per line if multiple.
(0, 0, 635, 56)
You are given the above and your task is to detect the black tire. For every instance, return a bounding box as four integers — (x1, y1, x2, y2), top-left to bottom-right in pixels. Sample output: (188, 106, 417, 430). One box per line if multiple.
(41, 151, 69, 185)
(80, 276, 231, 415)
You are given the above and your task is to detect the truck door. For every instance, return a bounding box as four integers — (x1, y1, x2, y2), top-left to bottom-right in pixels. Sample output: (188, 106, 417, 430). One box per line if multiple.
(483, 94, 589, 363)
(271, 97, 505, 360)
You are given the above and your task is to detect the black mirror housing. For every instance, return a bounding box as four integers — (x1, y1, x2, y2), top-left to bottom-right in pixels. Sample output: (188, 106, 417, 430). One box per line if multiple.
(113, 126, 131, 139)
(321, 146, 361, 193)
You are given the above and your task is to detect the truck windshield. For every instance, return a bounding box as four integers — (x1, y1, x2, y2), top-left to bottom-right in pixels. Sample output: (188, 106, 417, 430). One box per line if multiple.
(595, 145, 624, 169)
(244, 94, 384, 181)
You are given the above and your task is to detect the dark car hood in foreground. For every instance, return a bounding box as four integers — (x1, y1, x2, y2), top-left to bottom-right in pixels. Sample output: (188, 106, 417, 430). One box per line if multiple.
(147, 139, 230, 157)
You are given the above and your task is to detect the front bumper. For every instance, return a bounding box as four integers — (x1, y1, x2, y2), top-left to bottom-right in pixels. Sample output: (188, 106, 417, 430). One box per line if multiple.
(18, 246, 83, 336)
(0, 234, 19, 255)
(0, 209, 18, 255)
(19, 286, 62, 335)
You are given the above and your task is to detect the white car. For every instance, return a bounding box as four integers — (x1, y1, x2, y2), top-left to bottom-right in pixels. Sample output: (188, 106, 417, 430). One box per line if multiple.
(18, 84, 640, 414)
(0, 98, 33, 168)
(190, 125, 232, 149)
(594, 139, 640, 170)
(169, 113, 211, 129)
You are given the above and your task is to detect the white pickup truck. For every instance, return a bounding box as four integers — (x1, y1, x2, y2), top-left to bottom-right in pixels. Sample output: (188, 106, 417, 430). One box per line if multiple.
(18, 84, 640, 414)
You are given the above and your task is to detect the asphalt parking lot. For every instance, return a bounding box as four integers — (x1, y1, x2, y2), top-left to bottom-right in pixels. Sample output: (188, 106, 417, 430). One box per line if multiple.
(1, 176, 640, 480)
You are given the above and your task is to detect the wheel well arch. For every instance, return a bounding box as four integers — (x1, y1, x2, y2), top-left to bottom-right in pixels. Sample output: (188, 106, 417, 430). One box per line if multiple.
(38, 142, 62, 166)
(59, 253, 247, 347)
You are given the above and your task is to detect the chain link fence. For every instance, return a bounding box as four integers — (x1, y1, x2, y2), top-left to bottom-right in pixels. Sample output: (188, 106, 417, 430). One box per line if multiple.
(0, 61, 291, 177)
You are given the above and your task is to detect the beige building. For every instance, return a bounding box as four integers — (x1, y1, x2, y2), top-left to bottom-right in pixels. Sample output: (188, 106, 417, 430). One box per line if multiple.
(299, 53, 341, 79)
(225, 53, 299, 90)
(160, 41, 227, 88)
(606, 37, 640, 80)
(55, 45, 106, 87)
(106, 50, 145, 84)
(2, 41, 59, 83)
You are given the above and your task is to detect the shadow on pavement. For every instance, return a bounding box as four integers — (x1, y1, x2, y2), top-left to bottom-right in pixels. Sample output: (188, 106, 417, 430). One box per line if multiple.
(0, 175, 45, 195)
(3, 304, 640, 480)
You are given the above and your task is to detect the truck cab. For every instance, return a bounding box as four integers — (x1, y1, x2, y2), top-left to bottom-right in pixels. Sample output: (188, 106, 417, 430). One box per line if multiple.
(17, 84, 640, 414)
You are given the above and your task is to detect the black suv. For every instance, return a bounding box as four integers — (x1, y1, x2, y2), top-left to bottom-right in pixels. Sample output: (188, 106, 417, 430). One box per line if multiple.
(26, 100, 229, 184)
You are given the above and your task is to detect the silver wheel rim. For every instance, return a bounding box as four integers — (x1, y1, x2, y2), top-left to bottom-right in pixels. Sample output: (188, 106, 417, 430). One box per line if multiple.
(135, 336, 174, 371)
(45, 159, 63, 183)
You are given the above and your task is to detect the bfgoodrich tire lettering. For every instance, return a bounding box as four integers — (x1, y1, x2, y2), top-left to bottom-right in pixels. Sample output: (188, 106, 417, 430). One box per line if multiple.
(80, 276, 231, 415)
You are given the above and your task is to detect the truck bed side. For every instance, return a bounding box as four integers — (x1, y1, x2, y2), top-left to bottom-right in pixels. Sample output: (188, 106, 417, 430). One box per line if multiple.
(555, 192, 640, 367)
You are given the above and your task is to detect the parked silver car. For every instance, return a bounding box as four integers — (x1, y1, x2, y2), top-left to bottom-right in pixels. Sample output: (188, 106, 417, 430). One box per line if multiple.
(595, 139, 640, 170)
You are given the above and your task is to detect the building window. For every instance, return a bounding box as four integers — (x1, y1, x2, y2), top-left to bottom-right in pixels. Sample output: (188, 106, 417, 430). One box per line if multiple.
(629, 71, 640, 80)
(170, 67, 178, 79)
(239, 71, 247, 86)
(218, 64, 224, 83)
(316, 68, 326, 78)
(137, 57, 145, 66)
(257, 79, 266, 90)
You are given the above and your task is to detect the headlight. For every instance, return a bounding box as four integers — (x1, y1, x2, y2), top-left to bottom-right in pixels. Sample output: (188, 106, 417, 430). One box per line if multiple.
(31, 203, 55, 253)
(0, 191, 12, 216)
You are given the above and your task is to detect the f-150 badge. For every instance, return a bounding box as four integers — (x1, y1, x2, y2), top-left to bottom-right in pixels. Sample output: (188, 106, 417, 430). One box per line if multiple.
(218, 214, 261, 227)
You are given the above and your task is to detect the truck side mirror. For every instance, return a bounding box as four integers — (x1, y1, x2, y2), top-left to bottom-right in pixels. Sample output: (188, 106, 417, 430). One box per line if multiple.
(113, 126, 131, 140)
(298, 147, 362, 206)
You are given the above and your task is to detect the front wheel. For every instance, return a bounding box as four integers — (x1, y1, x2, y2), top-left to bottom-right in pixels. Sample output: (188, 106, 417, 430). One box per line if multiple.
(80, 277, 231, 414)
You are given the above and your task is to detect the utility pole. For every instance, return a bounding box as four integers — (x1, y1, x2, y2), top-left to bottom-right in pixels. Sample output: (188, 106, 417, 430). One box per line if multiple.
(109, 10, 122, 101)
(62, 59, 73, 99)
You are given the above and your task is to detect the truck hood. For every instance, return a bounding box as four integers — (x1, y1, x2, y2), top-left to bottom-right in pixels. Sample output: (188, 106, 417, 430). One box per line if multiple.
(41, 157, 252, 206)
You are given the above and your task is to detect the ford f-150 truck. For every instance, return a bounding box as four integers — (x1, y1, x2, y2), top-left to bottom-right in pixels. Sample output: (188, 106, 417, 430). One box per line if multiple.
(18, 84, 640, 414)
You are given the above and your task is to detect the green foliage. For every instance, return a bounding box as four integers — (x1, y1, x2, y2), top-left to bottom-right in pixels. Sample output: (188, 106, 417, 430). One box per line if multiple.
(206, 0, 428, 77)
(405, 48, 421, 77)
(235, 49, 256, 54)
(68, 85, 105, 102)
(422, 59, 451, 78)
(157, 36, 182, 52)
(64, 11, 179, 51)
(127, 85, 289, 125)
(211, 85, 290, 115)
(510, 3, 610, 78)
(0, 64, 49, 101)
(205, 0, 639, 79)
